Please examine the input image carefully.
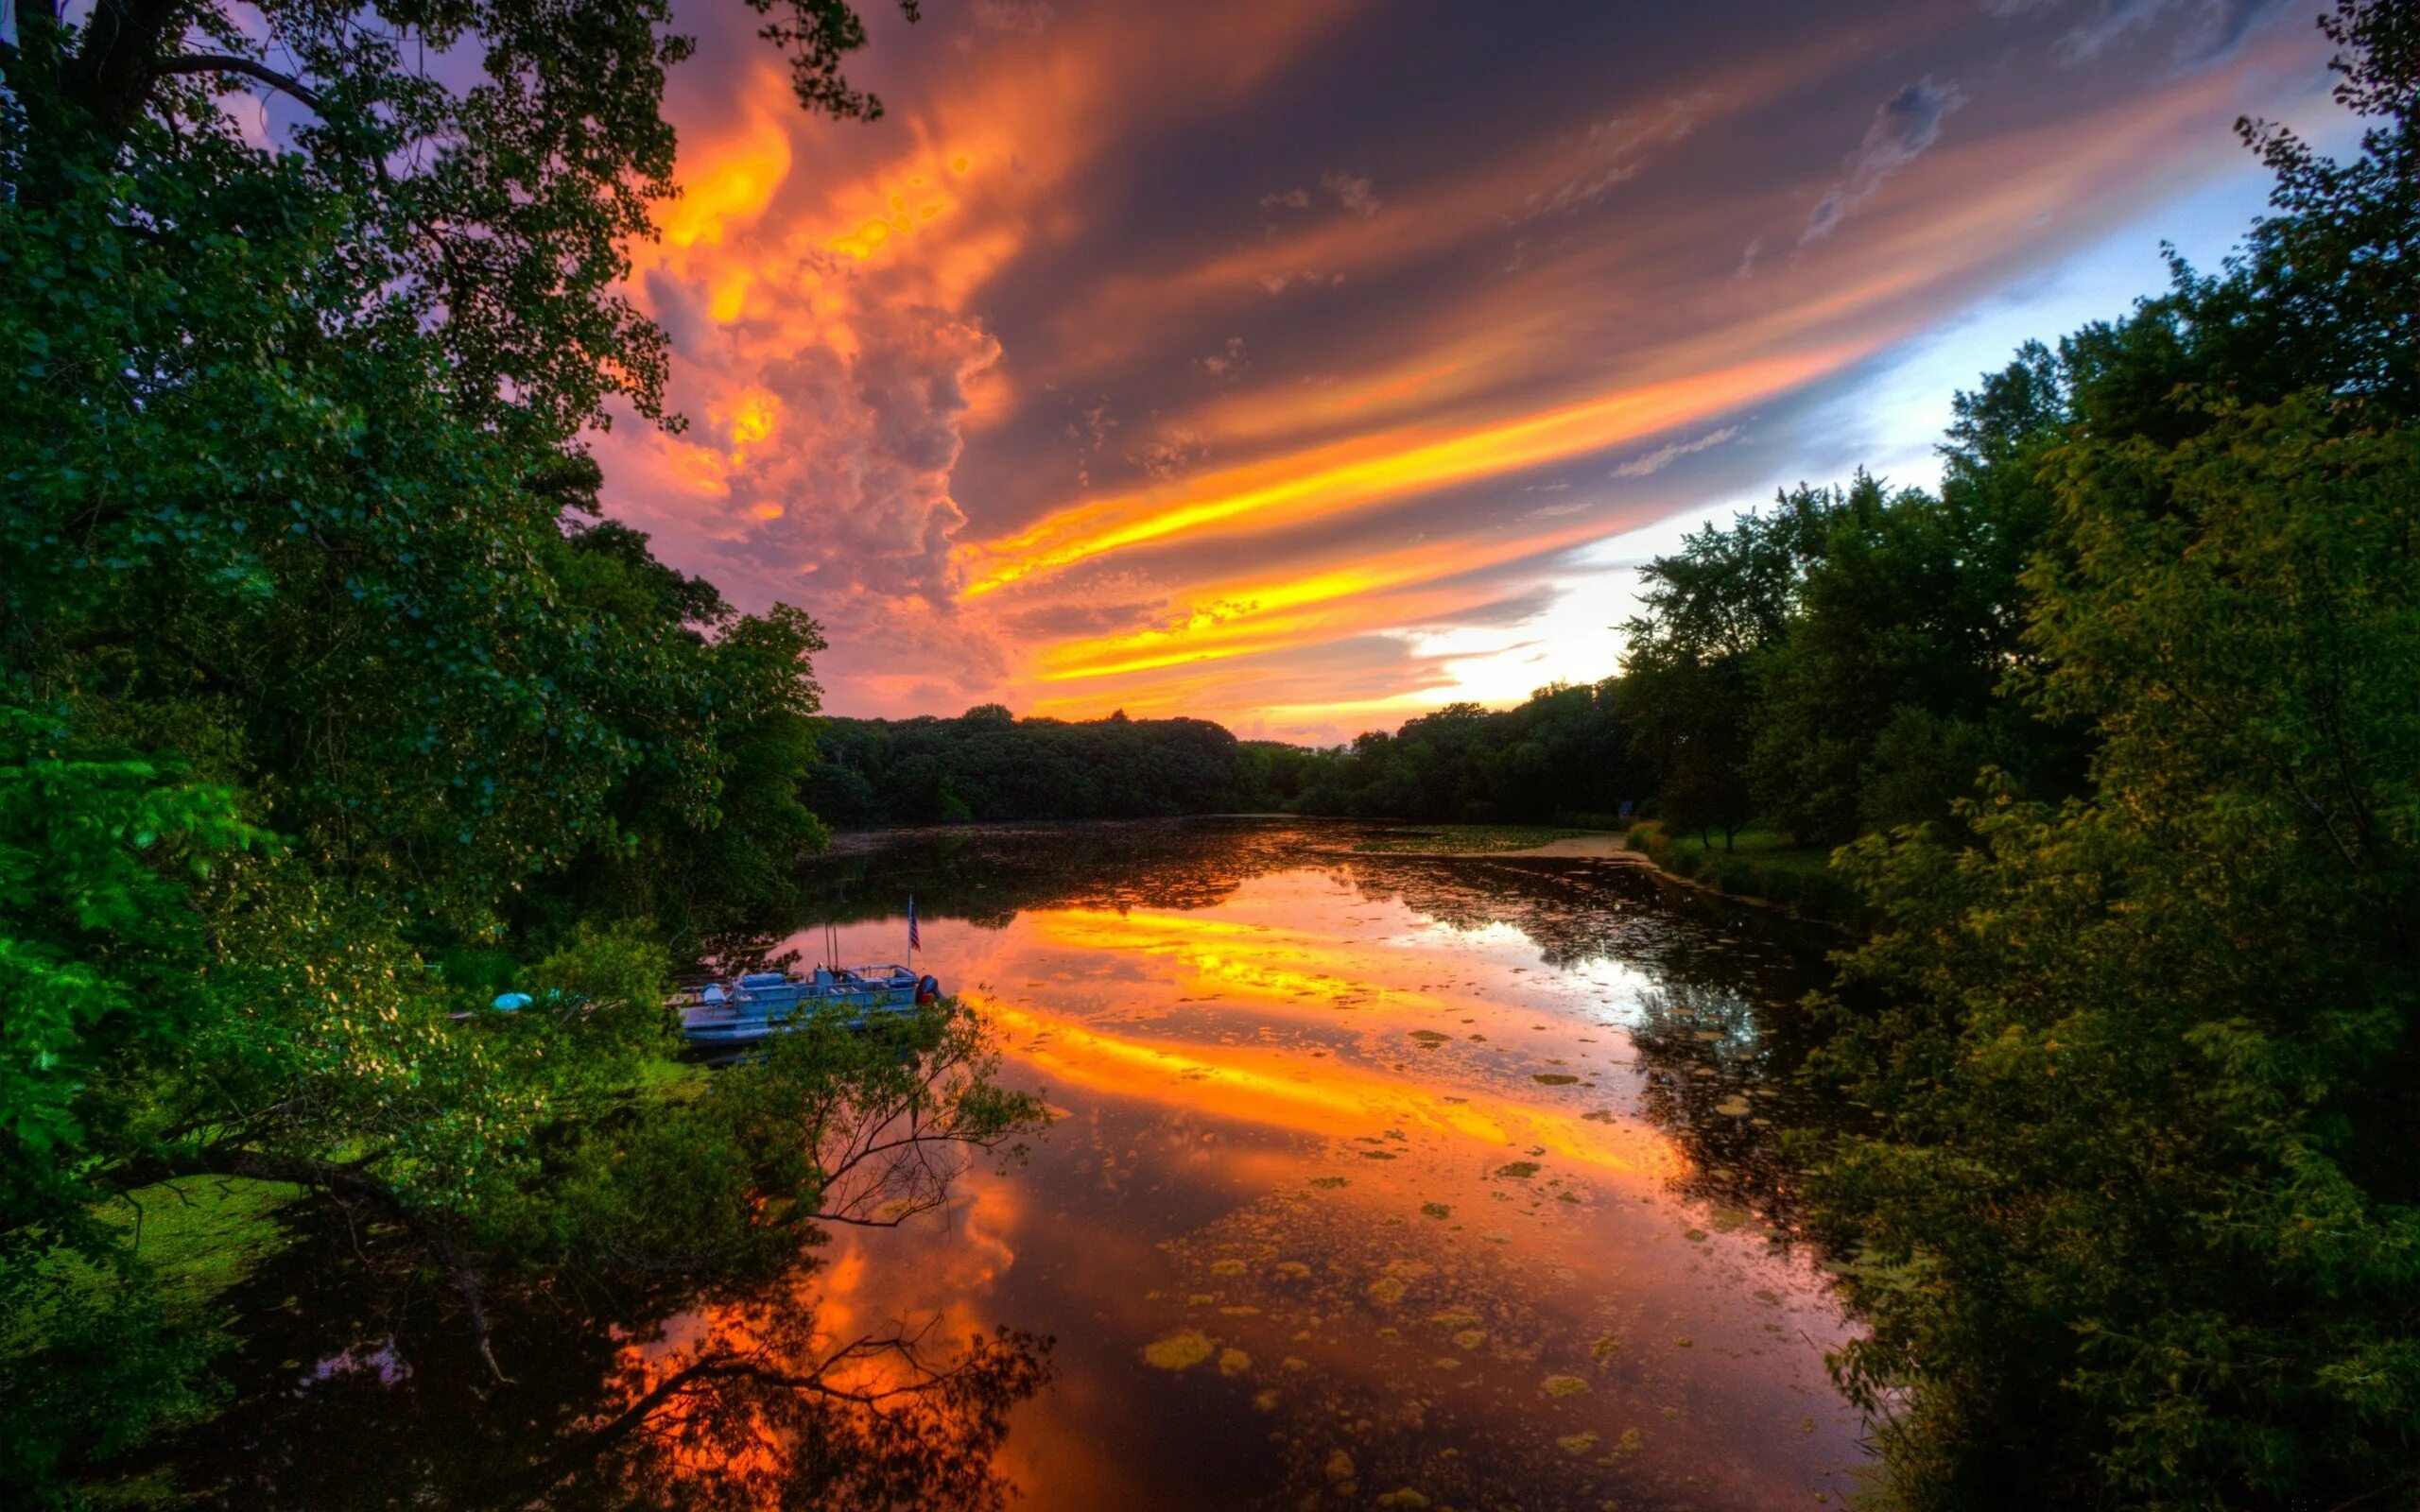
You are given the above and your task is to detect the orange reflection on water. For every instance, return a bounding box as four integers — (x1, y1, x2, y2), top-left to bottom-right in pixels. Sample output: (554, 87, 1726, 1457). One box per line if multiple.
(726, 847, 1864, 1510)
(978, 993, 1682, 1191)
(1025, 905, 1457, 1014)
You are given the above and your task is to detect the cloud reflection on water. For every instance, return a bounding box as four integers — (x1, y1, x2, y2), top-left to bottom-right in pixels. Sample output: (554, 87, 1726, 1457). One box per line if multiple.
(793, 824, 1866, 1510)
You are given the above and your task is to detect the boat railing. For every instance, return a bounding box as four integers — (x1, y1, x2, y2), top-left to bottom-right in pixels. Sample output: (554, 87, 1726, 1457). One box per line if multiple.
(670, 965, 920, 1016)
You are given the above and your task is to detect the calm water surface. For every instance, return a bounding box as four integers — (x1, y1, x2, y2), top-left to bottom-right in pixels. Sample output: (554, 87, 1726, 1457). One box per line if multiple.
(790, 819, 1866, 1511)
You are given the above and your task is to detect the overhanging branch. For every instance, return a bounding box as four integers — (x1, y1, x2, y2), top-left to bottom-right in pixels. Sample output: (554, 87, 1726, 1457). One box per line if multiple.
(149, 53, 331, 116)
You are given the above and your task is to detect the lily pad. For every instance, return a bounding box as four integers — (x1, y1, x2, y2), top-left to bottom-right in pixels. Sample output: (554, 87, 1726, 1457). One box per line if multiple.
(1142, 1330, 1217, 1371)
(1308, 1177, 1351, 1190)
(1420, 1202, 1452, 1220)
(1495, 1160, 1541, 1178)
(1541, 1374, 1591, 1398)
(1218, 1348, 1253, 1377)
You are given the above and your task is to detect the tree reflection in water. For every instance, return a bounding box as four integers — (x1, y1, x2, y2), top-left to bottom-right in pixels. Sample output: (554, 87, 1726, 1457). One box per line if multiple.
(536, 1305, 1048, 1512)
(151, 1006, 1054, 1512)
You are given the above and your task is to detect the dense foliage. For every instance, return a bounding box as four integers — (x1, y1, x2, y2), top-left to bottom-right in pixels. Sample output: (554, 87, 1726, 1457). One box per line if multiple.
(804, 706, 1267, 823)
(1620, 413, 2072, 850)
(0, 4, 1047, 1506)
(1291, 682, 1651, 824)
(1616, 5, 2420, 1506)
(799, 683, 1649, 829)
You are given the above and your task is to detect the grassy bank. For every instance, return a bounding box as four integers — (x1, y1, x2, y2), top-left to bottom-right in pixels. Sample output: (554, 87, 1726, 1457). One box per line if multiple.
(1347, 824, 1599, 855)
(1624, 822, 1864, 926)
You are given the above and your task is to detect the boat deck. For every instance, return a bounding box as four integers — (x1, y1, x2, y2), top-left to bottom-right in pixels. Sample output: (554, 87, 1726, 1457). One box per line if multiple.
(675, 965, 929, 1045)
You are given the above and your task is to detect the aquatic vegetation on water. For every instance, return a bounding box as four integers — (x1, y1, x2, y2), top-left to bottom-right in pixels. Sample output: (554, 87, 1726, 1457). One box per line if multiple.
(1142, 1329, 1218, 1370)
(1541, 1374, 1590, 1398)
(1495, 1161, 1541, 1178)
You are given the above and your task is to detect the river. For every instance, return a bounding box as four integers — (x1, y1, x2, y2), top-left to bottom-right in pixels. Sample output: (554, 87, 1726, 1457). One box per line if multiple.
(785, 818, 1866, 1510)
(175, 816, 1866, 1509)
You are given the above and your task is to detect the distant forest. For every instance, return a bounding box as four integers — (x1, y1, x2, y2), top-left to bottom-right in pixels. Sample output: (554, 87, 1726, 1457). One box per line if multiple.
(800, 680, 1652, 828)
(804, 706, 1269, 824)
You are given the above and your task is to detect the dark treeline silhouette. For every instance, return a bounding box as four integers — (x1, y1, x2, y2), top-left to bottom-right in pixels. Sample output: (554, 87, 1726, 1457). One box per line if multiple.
(800, 680, 1652, 829)
(1617, 454, 2083, 850)
(1290, 681, 1651, 822)
(801, 706, 1302, 823)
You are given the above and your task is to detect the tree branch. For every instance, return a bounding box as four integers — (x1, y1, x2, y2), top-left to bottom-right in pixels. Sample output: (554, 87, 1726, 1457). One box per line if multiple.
(62, 0, 189, 139)
(149, 53, 332, 116)
(510, 1325, 965, 1506)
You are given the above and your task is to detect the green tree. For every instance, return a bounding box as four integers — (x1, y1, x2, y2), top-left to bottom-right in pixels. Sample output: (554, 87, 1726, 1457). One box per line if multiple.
(1807, 9, 2420, 1505)
(1619, 489, 1829, 846)
(1, 3, 1053, 1503)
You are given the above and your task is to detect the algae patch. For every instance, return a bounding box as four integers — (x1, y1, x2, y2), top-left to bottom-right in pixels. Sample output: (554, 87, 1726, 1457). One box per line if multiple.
(1142, 1329, 1217, 1371)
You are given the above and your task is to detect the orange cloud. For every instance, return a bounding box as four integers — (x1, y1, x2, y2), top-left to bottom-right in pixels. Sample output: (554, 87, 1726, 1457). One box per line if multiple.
(1031, 518, 1616, 682)
(962, 345, 1863, 596)
(598, 0, 2324, 730)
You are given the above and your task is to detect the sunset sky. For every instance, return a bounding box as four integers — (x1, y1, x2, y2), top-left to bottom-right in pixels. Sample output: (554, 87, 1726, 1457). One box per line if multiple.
(591, 0, 2341, 744)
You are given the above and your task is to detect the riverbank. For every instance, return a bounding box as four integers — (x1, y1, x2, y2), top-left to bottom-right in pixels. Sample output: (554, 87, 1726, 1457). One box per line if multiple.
(1340, 823, 1616, 857)
(1623, 823, 1866, 927)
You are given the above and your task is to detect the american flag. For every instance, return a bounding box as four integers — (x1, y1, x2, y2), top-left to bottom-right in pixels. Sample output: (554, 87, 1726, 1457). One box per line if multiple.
(908, 895, 921, 954)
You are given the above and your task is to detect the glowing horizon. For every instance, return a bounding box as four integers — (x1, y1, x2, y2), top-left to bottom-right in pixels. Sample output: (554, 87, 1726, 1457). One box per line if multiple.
(591, 0, 2337, 744)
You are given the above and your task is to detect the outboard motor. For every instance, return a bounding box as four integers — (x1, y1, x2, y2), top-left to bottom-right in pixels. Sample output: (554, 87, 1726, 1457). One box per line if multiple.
(916, 974, 942, 1005)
